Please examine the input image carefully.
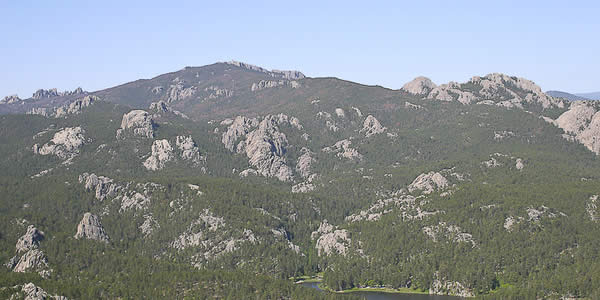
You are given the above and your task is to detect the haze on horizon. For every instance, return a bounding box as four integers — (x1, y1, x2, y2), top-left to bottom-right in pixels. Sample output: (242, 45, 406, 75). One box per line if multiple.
(1, 0, 599, 98)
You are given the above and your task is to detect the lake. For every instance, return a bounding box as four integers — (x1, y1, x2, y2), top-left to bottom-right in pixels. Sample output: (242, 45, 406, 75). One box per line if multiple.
(300, 282, 465, 300)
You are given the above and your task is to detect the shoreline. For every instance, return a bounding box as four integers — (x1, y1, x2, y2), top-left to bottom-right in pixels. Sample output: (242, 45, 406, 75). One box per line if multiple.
(299, 280, 430, 295)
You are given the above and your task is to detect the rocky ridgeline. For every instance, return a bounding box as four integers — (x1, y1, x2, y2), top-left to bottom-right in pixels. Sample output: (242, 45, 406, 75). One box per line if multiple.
(143, 136, 204, 171)
(402, 73, 564, 109)
(116, 110, 155, 139)
(322, 139, 363, 161)
(74, 213, 110, 242)
(10, 282, 68, 300)
(31, 87, 85, 100)
(548, 101, 600, 155)
(226, 60, 305, 80)
(27, 95, 98, 118)
(0, 94, 22, 104)
(149, 100, 189, 119)
(221, 114, 303, 182)
(251, 79, 300, 91)
(6, 225, 51, 278)
(33, 127, 88, 163)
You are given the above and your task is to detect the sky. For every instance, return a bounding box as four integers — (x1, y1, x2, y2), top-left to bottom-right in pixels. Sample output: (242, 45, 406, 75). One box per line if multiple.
(1, 0, 599, 98)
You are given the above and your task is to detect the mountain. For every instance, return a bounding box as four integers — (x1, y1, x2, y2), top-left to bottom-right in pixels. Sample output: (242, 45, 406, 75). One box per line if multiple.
(546, 90, 590, 101)
(575, 91, 600, 100)
(2, 61, 600, 299)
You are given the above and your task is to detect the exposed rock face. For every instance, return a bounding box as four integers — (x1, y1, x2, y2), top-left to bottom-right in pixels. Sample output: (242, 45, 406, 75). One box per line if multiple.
(17, 282, 68, 300)
(78, 173, 121, 201)
(292, 173, 319, 193)
(515, 158, 525, 170)
(35, 127, 87, 160)
(335, 108, 345, 118)
(409, 73, 564, 109)
(322, 139, 363, 161)
(166, 77, 196, 103)
(204, 85, 233, 100)
(139, 214, 159, 236)
(16, 225, 45, 253)
(316, 111, 339, 132)
(143, 139, 174, 171)
(295, 148, 315, 179)
(352, 106, 363, 117)
(0, 94, 22, 104)
(360, 115, 386, 137)
(423, 222, 476, 247)
(311, 220, 352, 256)
(430, 273, 474, 298)
(222, 114, 302, 182)
(226, 60, 305, 80)
(251, 80, 300, 91)
(402, 76, 437, 95)
(12, 249, 49, 273)
(74, 213, 109, 242)
(53, 95, 98, 118)
(346, 190, 439, 223)
(32, 88, 60, 99)
(587, 195, 598, 222)
(408, 172, 449, 194)
(149, 101, 189, 119)
(555, 101, 600, 154)
(120, 192, 151, 212)
(117, 110, 155, 139)
(176, 135, 202, 162)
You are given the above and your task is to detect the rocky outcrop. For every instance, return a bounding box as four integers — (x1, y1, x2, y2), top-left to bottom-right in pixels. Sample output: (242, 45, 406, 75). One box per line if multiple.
(13, 282, 68, 300)
(296, 148, 315, 179)
(322, 139, 363, 161)
(117, 110, 155, 139)
(34, 127, 87, 161)
(515, 158, 525, 170)
(251, 80, 300, 91)
(554, 101, 600, 155)
(360, 115, 386, 137)
(12, 249, 49, 274)
(430, 273, 474, 298)
(74, 213, 109, 242)
(120, 192, 151, 212)
(176, 135, 202, 163)
(423, 222, 476, 247)
(27, 95, 97, 118)
(204, 85, 233, 100)
(226, 60, 305, 80)
(140, 214, 159, 236)
(335, 108, 345, 118)
(165, 77, 196, 103)
(222, 114, 302, 182)
(316, 111, 339, 132)
(406, 73, 564, 109)
(401, 76, 437, 95)
(408, 172, 449, 194)
(292, 173, 319, 193)
(143, 139, 174, 171)
(32, 88, 60, 99)
(16, 225, 45, 253)
(78, 173, 121, 201)
(587, 195, 598, 222)
(0, 94, 22, 104)
(149, 101, 189, 119)
(311, 220, 352, 256)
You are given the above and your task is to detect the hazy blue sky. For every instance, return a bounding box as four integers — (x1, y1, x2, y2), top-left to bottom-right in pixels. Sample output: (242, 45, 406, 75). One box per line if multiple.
(1, 0, 599, 98)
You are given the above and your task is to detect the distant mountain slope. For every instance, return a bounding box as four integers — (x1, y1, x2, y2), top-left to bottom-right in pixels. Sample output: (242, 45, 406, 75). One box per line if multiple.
(576, 91, 600, 100)
(546, 90, 590, 101)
